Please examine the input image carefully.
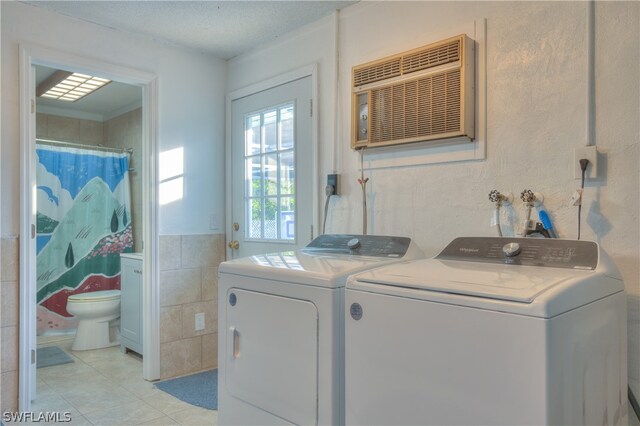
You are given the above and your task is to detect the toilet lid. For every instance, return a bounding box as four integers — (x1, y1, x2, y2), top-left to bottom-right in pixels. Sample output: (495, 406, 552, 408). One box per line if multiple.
(68, 290, 121, 302)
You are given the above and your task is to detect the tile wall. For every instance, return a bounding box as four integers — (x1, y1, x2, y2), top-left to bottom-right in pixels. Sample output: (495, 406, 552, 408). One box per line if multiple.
(159, 234, 225, 379)
(36, 113, 104, 145)
(104, 108, 143, 253)
(1, 236, 19, 412)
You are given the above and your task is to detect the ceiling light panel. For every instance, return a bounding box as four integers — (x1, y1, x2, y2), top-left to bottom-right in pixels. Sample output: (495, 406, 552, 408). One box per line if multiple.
(39, 72, 111, 102)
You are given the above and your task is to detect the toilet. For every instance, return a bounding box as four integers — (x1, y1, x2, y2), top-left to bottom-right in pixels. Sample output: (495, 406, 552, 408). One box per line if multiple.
(66, 290, 121, 351)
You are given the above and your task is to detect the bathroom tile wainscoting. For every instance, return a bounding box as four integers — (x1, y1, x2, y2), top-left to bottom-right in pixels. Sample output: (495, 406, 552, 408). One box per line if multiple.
(1, 236, 19, 413)
(159, 234, 224, 379)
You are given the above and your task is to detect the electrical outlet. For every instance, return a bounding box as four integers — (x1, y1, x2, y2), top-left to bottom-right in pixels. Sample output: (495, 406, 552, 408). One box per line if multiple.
(195, 312, 205, 331)
(327, 174, 339, 196)
(574, 146, 597, 179)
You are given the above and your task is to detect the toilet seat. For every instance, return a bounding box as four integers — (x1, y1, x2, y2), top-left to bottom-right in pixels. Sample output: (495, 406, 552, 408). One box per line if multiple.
(68, 290, 120, 303)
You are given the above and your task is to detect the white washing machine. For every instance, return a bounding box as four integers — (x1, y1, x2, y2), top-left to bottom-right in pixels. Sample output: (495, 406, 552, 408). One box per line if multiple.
(217, 234, 423, 425)
(345, 237, 627, 425)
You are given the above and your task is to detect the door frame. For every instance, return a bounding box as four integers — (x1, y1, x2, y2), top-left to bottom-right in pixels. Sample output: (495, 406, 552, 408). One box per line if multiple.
(225, 64, 319, 259)
(18, 43, 161, 410)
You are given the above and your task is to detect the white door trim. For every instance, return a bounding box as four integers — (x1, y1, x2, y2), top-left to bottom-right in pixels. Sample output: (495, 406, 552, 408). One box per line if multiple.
(225, 64, 319, 259)
(18, 43, 161, 410)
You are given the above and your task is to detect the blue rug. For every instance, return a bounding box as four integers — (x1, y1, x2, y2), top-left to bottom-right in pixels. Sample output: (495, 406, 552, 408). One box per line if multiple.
(37, 346, 74, 368)
(155, 369, 217, 410)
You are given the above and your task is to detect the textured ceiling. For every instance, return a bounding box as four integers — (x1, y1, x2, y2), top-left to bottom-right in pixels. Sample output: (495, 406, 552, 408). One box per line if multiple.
(23, 1, 356, 60)
(28, 1, 356, 117)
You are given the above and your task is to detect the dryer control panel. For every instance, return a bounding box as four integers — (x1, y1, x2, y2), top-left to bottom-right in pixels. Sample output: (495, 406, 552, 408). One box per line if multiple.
(436, 237, 598, 270)
(303, 234, 412, 258)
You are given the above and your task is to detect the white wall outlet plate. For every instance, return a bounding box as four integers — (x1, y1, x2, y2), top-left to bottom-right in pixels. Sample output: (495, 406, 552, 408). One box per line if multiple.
(570, 189, 583, 206)
(195, 312, 205, 331)
(574, 146, 598, 180)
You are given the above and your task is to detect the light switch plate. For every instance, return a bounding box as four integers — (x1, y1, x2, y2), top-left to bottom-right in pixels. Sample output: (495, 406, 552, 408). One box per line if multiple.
(574, 146, 597, 180)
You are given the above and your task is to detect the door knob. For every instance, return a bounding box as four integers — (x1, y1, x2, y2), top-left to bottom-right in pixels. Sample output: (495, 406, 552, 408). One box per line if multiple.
(228, 240, 240, 250)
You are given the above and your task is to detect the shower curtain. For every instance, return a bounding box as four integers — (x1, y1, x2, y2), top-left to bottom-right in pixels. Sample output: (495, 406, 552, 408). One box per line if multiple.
(36, 144, 133, 334)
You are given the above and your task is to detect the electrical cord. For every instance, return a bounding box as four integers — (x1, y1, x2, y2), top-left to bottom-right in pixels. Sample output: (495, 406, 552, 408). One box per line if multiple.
(578, 159, 589, 240)
(358, 148, 369, 235)
(522, 205, 532, 237)
(322, 185, 335, 234)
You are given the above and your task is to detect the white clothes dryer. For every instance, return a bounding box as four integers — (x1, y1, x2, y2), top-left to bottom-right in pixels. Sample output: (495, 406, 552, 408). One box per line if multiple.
(345, 237, 627, 425)
(217, 234, 423, 426)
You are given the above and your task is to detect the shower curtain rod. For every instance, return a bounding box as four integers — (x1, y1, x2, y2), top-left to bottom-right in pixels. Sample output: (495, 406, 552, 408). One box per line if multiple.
(36, 138, 134, 154)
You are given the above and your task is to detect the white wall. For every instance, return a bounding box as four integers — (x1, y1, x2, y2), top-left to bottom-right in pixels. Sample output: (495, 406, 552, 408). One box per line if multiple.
(227, 13, 339, 202)
(229, 0, 640, 395)
(1, 1, 227, 236)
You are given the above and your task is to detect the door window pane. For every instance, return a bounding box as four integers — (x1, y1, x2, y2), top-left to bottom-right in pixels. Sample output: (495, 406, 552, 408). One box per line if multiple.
(279, 105, 294, 150)
(245, 115, 261, 155)
(244, 102, 296, 241)
(264, 154, 278, 196)
(248, 198, 262, 239)
(264, 197, 278, 239)
(246, 156, 262, 197)
(263, 110, 277, 153)
(280, 151, 295, 195)
(280, 197, 295, 240)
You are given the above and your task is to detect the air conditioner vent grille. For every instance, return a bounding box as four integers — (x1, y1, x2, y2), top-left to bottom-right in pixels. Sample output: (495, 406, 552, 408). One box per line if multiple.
(402, 39, 461, 75)
(369, 69, 461, 145)
(353, 58, 401, 87)
(351, 34, 474, 149)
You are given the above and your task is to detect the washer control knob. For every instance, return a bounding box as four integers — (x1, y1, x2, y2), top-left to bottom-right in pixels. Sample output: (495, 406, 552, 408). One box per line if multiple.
(502, 242, 522, 257)
(347, 238, 361, 250)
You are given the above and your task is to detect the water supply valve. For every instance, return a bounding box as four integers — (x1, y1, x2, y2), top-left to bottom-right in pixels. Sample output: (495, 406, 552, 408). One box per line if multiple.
(488, 190, 513, 206)
(520, 190, 543, 207)
(488, 190, 512, 237)
(520, 190, 546, 237)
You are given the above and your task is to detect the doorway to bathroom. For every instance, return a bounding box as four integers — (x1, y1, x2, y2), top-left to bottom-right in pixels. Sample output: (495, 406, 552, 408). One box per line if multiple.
(35, 64, 142, 346)
(19, 45, 160, 411)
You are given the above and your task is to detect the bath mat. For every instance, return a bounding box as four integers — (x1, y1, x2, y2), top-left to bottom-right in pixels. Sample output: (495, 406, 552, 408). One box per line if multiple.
(36, 346, 74, 368)
(155, 369, 217, 410)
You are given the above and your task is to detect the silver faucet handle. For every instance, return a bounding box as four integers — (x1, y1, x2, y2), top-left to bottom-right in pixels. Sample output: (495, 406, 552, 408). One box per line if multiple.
(488, 190, 502, 203)
(520, 189, 536, 204)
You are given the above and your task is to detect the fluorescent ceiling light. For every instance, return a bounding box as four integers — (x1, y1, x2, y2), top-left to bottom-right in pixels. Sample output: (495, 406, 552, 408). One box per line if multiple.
(37, 70, 111, 102)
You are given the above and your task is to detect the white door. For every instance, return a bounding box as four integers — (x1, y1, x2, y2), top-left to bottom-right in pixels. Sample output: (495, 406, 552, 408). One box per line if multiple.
(225, 288, 318, 425)
(230, 77, 313, 258)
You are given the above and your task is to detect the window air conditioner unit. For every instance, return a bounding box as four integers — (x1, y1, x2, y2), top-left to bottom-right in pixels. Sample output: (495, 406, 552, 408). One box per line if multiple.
(352, 34, 475, 149)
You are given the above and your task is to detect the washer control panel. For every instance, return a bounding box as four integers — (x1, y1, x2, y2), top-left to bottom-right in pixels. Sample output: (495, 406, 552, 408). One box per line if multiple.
(303, 234, 411, 258)
(436, 237, 598, 270)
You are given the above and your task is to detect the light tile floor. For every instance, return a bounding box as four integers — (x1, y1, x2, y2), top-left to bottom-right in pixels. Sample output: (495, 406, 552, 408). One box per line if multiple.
(10, 337, 217, 426)
(13, 336, 640, 425)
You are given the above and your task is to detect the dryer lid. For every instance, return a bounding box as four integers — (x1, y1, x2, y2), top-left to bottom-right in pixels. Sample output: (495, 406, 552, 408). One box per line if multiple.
(219, 250, 410, 287)
(352, 259, 590, 303)
(219, 234, 423, 288)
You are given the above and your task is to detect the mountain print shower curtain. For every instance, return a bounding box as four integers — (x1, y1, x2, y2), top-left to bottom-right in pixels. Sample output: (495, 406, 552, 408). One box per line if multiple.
(36, 144, 133, 334)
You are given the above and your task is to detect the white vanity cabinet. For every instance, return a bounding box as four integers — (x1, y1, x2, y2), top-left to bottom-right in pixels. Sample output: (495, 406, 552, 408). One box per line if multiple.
(120, 253, 143, 355)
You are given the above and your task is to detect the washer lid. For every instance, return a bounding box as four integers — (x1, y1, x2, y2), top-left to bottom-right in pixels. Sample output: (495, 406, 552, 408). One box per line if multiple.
(68, 290, 121, 302)
(352, 259, 589, 303)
